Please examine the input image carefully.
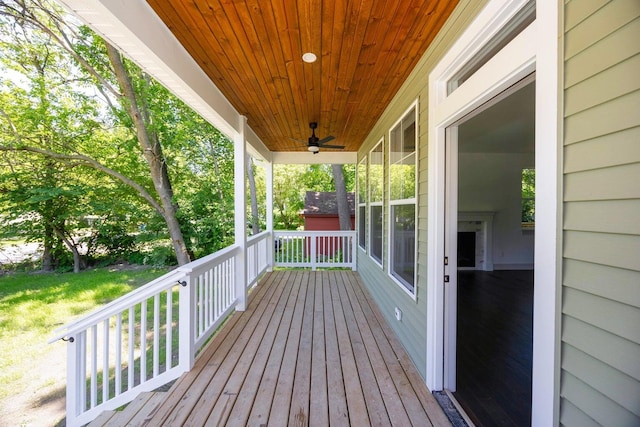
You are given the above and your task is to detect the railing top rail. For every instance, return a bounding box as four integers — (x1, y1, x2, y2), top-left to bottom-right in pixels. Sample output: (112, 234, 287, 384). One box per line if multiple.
(50, 243, 243, 343)
(176, 244, 240, 274)
(274, 230, 357, 236)
(247, 230, 270, 244)
(49, 268, 187, 342)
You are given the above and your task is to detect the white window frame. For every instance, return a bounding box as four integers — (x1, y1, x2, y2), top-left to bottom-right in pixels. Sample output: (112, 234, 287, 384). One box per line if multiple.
(368, 138, 384, 266)
(426, 1, 560, 425)
(388, 101, 418, 299)
(357, 156, 367, 251)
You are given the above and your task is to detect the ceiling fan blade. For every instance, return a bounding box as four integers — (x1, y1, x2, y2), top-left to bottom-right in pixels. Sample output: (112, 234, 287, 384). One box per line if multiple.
(289, 137, 307, 145)
(317, 135, 335, 145)
(318, 144, 345, 149)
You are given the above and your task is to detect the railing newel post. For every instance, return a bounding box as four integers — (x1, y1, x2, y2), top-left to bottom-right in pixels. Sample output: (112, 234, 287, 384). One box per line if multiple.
(178, 274, 195, 372)
(66, 331, 83, 427)
(351, 232, 357, 270)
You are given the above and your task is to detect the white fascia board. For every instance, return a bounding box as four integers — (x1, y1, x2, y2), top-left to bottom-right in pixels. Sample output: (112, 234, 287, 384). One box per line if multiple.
(246, 126, 272, 162)
(55, 0, 246, 143)
(272, 152, 357, 164)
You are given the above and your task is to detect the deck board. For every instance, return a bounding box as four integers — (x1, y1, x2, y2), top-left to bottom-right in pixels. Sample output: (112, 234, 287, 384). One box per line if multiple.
(323, 272, 349, 426)
(244, 270, 300, 426)
(329, 271, 370, 426)
(127, 271, 451, 427)
(310, 272, 329, 426)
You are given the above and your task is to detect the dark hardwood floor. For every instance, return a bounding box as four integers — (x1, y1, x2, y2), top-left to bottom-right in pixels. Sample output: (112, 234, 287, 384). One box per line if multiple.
(454, 270, 533, 427)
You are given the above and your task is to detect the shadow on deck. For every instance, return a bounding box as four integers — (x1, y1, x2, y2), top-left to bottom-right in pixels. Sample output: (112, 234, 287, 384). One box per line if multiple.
(90, 271, 451, 426)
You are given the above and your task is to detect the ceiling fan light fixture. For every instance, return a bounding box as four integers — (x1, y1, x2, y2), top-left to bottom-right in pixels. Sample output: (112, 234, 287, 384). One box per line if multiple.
(308, 145, 320, 153)
(302, 52, 317, 63)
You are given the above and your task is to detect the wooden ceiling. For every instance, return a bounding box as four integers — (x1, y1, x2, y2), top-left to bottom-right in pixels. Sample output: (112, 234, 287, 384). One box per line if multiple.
(146, 0, 459, 152)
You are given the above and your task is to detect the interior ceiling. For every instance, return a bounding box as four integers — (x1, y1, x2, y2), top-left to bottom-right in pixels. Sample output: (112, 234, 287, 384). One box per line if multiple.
(145, 0, 459, 152)
(459, 80, 535, 154)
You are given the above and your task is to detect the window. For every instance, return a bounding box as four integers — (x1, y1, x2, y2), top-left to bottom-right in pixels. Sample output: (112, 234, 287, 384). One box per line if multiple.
(357, 157, 367, 249)
(389, 104, 417, 294)
(369, 140, 384, 264)
(521, 168, 535, 229)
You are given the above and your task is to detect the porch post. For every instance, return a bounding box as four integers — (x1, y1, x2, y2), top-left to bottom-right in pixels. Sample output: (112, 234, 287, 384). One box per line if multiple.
(266, 160, 274, 272)
(178, 275, 195, 371)
(65, 333, 82, 427)
(234, 116, 248, 311)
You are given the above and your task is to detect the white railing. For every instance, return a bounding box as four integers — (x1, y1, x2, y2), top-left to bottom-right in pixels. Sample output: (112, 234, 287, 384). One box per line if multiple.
(50, 229, 351, 426)
(247, 230, 271, 287)
(274, 230, 357, 270)
(50, 236, 271, 427)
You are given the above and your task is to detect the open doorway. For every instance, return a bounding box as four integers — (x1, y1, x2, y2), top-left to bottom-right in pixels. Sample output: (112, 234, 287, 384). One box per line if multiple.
(446, 78, 535, 425)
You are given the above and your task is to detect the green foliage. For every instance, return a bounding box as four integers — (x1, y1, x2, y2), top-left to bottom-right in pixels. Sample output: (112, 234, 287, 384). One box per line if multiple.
(143, 244, 177, 268)
(86, 215, 136, 260)
(0, 1, 239, 268)
(521, 168, 535, 223)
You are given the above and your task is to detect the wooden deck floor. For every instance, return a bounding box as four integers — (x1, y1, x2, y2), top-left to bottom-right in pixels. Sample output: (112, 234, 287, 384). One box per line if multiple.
(120, 271, 450, 426)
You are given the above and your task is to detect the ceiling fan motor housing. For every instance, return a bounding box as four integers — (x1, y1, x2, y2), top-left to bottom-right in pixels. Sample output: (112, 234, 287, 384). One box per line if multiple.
(301, 122, 343, 152)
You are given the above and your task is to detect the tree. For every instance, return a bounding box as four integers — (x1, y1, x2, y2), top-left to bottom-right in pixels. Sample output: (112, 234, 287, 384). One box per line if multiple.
(0, 0, 201, 266)
(331, 164, 352, 230)
(104, 42, 189, 265)
(0, 2, 113, 271)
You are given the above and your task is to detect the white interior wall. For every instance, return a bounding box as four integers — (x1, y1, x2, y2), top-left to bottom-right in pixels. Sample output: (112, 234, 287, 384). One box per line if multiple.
(458, 152, 534, 269)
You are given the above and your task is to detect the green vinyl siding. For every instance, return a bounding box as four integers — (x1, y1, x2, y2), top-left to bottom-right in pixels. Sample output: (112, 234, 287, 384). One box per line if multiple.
(355, 0, 487, 379)
(561, 0, 640, 425)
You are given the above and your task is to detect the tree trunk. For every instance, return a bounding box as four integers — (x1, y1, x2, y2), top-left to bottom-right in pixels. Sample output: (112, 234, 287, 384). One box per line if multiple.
(247, 154, 260, 235)
(332, 164, 352, 230)
(105, 42, 190, 265)
(52, 225, 82, 273)
(41, 222, 54, 272)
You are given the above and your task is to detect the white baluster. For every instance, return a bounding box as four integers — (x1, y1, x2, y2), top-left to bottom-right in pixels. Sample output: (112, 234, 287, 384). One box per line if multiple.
(153, 294, 160, 377)
(115, 313, 122, 395)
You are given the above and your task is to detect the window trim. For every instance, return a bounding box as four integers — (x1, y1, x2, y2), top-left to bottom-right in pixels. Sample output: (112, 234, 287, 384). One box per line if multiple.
(387, 101, 419, 299)
(357, 156, 368, 251)
(368, 138, 384, 266)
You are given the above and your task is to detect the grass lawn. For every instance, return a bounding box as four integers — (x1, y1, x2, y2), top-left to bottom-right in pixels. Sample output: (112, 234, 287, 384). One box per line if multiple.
(0, 266, 168, 425)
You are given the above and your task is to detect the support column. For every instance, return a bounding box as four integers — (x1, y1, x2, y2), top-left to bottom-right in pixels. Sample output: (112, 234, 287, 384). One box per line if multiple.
(266, 160, 274, 271)
(234, 116, 247, 311)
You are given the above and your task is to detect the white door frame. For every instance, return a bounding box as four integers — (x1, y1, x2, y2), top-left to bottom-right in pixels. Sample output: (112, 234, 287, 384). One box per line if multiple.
(426, 0, 560, 425)
(441, 73, 535, 391)
(443, 127, 459, 390)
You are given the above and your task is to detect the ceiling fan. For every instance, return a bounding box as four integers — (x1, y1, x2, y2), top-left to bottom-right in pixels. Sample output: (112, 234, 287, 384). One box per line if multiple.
(292, 122, 344, 154)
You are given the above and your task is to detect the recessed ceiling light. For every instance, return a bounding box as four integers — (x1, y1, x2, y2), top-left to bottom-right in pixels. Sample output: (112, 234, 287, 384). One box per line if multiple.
(302, 52, 317, 63)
